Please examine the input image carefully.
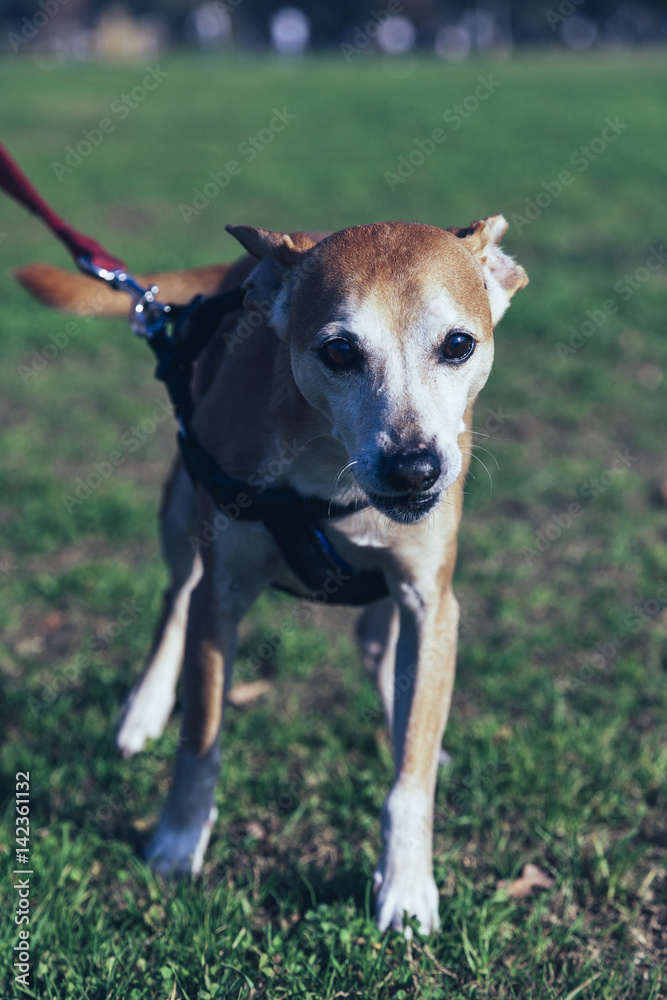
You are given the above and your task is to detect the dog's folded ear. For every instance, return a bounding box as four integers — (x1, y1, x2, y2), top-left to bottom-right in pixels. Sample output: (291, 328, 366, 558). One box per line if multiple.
(225, 225, 317, 264)
(225, 225, 318, 338)
(449, 215, 528, 325)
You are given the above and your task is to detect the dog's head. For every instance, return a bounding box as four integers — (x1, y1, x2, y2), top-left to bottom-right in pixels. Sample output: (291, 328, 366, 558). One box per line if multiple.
(227, 218, 527, 524)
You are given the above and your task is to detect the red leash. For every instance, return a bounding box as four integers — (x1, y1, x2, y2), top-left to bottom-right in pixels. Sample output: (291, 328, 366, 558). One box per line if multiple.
(0, 140, 126, 272)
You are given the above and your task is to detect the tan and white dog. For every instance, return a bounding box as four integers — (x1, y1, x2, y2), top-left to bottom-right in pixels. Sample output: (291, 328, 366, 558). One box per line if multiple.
(17, 216, 527, 933)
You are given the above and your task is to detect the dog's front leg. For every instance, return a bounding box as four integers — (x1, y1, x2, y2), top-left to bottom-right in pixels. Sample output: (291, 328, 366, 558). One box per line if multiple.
(144, 523, 274, 876)
(374, 582, 459, 934)
(143, 569, 236, 875)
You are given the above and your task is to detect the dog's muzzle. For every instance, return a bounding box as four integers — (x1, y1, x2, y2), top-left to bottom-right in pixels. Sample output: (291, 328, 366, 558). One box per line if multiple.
(363, 444, 465, 523)
(367, 489, 441, 524)
(364, 448, 441, 523)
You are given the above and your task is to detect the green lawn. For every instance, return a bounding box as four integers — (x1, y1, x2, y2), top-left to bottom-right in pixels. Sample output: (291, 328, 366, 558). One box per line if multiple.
(0, 51, 666, 999)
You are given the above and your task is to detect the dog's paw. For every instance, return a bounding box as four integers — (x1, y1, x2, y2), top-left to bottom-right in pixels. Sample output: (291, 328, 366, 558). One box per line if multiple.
(373, 864, 440, 935)
(116, 684, 176, 758)
(144, 806, 218, 876)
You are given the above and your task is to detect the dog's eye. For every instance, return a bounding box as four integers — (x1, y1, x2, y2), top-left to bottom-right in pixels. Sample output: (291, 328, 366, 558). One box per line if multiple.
(441, 331, 476, 363)
(320, 339, 358, 371)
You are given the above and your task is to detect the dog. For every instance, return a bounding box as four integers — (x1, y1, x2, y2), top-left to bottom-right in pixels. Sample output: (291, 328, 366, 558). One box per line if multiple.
(16, 215, 527, 933)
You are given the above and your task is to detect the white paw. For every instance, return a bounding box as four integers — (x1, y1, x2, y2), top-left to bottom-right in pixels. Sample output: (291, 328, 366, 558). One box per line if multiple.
(373, 863, 440, 935)
(144, 805, 217, 876)
(116, 683, 176, 758)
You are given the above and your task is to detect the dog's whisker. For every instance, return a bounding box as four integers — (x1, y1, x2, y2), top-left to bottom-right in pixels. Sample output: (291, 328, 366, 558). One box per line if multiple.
(328, 462, 363, 517)
(332, 460, 358, 493)
(467, 443, 500, 471)
(298, 431, 336, 452)
(461, 449, 494, 490)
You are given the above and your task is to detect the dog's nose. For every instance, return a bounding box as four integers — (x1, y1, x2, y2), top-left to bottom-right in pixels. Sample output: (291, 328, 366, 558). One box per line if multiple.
(380, 450, 441, 494)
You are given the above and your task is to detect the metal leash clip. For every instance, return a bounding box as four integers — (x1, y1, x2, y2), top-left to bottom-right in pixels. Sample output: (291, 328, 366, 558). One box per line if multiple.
(77, 256, 174, 340)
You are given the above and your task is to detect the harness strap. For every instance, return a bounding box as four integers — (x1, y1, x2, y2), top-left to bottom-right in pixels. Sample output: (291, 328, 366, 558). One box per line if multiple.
(172, 421, 388, 604)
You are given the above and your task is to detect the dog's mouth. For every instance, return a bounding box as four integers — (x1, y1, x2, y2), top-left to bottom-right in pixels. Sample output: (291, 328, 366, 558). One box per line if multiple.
(366, 490, 440, 524)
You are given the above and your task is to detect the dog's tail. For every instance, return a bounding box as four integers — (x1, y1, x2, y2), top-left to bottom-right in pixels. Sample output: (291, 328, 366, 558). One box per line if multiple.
(13, 261, 235, 317)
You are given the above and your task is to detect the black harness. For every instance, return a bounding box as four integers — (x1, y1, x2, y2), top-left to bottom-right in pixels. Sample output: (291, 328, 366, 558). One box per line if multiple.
(151, 288, 389, 606)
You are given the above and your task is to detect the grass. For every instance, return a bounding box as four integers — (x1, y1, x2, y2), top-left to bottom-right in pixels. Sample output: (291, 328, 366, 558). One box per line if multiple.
(0, 50, 666, 999)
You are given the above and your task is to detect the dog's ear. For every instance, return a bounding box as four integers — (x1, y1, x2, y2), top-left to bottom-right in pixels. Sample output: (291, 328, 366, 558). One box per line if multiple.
(226, 225, 317, 338)
(448, 214, 528, 325)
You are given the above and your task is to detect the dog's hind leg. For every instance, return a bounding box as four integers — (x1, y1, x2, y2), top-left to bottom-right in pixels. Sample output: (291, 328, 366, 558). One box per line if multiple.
(356, 597, 399, 733)
(117, 459, 199, 757)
